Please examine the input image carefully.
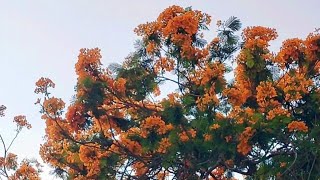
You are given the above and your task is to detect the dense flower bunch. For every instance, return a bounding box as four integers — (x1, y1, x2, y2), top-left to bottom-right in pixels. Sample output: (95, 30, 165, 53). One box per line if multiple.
(36, 6, 320, 180)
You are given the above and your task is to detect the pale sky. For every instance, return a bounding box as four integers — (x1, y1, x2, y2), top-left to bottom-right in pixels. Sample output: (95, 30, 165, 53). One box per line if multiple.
(0, 0, 319, 179)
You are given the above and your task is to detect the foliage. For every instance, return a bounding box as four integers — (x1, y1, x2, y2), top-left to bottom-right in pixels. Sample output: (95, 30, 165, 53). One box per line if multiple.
(0, 105, 42, 179)
(35, 6, 320, 179)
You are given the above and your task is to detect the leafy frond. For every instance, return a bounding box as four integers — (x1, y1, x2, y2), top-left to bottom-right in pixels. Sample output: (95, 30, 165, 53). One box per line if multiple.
(193, 36, 207, 48)
(224, 16, 241, 31)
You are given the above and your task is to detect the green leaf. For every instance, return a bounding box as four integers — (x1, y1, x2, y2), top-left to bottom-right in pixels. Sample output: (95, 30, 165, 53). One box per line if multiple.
(246, 58, 255, 68)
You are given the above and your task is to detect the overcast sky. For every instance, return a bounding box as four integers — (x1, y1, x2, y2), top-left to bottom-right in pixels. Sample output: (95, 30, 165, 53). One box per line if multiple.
(1, 0, 319, 178)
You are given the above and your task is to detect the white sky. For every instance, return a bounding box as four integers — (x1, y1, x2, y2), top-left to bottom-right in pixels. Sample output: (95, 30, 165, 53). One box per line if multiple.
(0, 0, 319, 179)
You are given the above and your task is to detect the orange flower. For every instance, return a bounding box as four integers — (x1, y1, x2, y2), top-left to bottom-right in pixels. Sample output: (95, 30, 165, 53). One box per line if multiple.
(210, 124, 220, 130)
(75, 48, 102, 78)
(13, 115, 31, 129)
(237, 127, 256, 155)
(9, 160, 41, 180)
(114, 78, 127, 94)
(203, 134, 212, 141)
(133, 161, 148, 177)
(162, 10, 199, 36)
(140, 116, 172, 136)
(305, 32, 320, 61)
(211, 166, 225, 179)
(34, 77, 55, 94)
(119, 134, 143, 155)
(154, 57, 175, 73)
(0, 157, 4, 168)
(5, 153, 18, 170)
(256, 81, 278, 109)
(157, 138, 171, 153)
(153, 85, 161, 96)
(277, 71, 313, 101)
(287, 121, 308, 132)
(275, 38, 304, 68)
(146, 42, 157, 54)
(266, 107, 290, 120)
(157, 5, 185, 27)
(280, 162, 287, 168)
(79, 144, 102, 177)
(157, 171, 169, 179)
(65, 104, 86, 132)
(242, 26, 278, 50)
(179, 129, 196, 142)
(43, 97, 65, 116)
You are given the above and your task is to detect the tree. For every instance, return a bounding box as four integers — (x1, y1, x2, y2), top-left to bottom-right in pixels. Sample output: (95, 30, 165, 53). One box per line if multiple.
(0, 105, 42, 179)
(35, 5, 320, 179)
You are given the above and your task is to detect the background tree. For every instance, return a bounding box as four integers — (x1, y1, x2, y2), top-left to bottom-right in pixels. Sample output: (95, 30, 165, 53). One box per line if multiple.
(0, 105, 42, 179)
(35, 6, 320, 179)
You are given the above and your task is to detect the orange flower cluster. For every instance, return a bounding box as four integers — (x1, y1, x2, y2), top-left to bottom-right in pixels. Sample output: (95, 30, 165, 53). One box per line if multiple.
(45, 118, 68, 141)
(119, 133, 143, 155)
(34, 77, 55, 94)
(146, 42, 158, 54)
(256, 81, 279, 110)
(141, 116, 173, 137)
(210, 166, 226, 180)
(179, 128, 196, 142)
(287, 121, 308, 132)
(9, 160, 41, 180)
(153, 85, 161, 96)
(210, 123, 220, 130)
(224, 65, 252, 106)
(135, 5, 210, 61)
(228, 106, 244, 124)
(114, 78, 127, 94)
(79, 143, 107, 177)
(166, 92, 180, 105)
(305, 32, 320, 61)
(13, 115, 31, 129)
(190, 62, 227, 111)
(154, 57, 175, 73)
(4, 153, 18, 170)
(242, 26, 278, 50)
(75, 48, 102, 79)
(132, 161, 148, 177)
(43, 97, 65, 116)
(65, 104, 86, 132)
(203, 134, 212, 141)
(277, 71, 313, 101)
(275, 38, 305, 68)
(157, 171, 169, 179)
(196, 86, 219, 111)
(191, 61, 226, 86)
(215, 112, 226, 121)
(237, 127, 256, 155)
(228, 107, 258, 125)
(135, 21, 161, 37)
(157, 5, 186, 27)
(255, 81, 292, 120)
(266, 107, 290, 120)
(157, 138, 171, 153)
(162, 11, 199, 36)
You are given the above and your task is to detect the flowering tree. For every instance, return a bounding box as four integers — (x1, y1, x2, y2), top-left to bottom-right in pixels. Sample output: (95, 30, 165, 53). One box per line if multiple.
(0, 105, 42, 179)
(36, 6, 320, 179)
